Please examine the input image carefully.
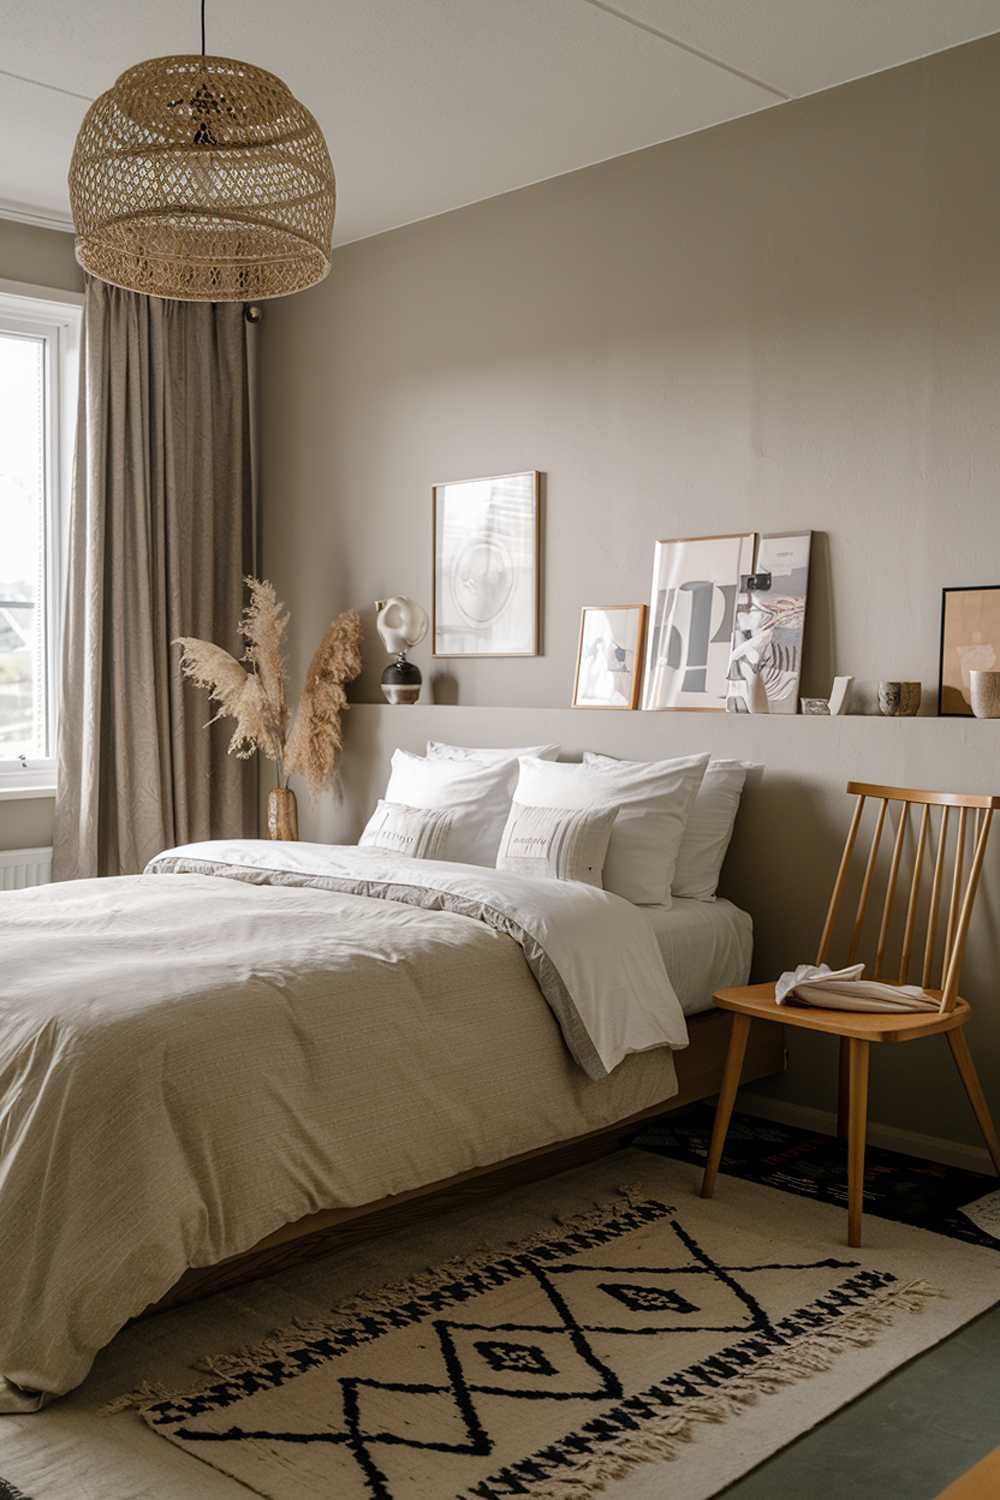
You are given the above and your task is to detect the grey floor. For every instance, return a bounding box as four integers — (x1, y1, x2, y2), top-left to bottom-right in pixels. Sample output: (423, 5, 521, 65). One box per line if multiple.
(720, 1298, 1000, 1499)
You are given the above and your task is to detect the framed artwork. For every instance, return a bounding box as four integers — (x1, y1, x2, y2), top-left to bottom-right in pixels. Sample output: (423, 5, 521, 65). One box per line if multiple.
(641, 532, 756, 711)
(432, 471, 540, 656)
(938, 585, 1000, 715)
(727, 531, 813, 713)
(572, 604, 647, 709)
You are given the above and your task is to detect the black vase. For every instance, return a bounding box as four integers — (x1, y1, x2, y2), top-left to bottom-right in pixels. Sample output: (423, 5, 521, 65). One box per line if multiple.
(381, 653, 421, 705)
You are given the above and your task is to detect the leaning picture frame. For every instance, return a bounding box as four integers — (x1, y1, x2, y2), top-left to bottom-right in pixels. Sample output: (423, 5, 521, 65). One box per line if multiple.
(938, 584, 1000, 716)
(572, 604, 647, 709)
(727, 530, 812, 714)
(641, 532, 757, 711)
(432, 471, 540, 657)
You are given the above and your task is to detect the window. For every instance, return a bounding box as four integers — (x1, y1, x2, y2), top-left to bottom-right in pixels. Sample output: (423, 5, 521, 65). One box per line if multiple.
(0, 282, 81, 791)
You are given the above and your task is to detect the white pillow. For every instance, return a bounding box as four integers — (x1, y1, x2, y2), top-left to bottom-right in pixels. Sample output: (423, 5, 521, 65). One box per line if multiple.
(585, 753, 753, 903)
(359, 801, 452, 861)
(381, 749, 518, 866)
(674, 760, 752, 901)
(496, 803, 616, 887)
(427, 741, 559, 763)
(514, 752, 709, 906)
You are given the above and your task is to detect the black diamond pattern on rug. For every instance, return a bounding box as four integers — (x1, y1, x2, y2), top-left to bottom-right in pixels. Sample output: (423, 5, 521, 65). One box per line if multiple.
(153, 1200, 876, 1500)
(474, 1341, 558, 1378)
(599, 1281, 698, 1315)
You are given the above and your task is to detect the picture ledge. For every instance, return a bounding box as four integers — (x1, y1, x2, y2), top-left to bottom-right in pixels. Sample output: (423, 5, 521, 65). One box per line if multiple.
(350, 703, 991, 721)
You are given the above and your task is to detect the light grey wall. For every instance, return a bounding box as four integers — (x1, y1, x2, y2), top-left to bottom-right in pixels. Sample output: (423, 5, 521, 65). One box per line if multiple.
(0, 221, 81, 853)
(256, 38, 1000, 1156)
(262, 35, 1000, 716)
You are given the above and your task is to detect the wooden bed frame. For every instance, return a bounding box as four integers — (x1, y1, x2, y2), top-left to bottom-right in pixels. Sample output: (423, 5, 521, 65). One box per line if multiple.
(149, 1010, 785, 1316)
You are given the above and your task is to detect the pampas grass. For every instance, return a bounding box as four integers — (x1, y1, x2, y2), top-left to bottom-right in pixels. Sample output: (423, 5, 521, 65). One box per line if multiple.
(175, 579, 362, 792)
(285, 611, 363, 794)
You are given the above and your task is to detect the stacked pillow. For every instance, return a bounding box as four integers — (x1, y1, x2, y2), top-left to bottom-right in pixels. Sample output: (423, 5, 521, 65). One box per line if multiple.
(359, 740, 750, 900)
(584, 752, 753, 902)
(368, 747, 540, 866)
(499, 752, 708, 904)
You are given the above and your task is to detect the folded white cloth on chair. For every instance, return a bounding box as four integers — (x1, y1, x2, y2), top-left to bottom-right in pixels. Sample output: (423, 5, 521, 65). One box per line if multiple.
(775, 963, 940, 1013)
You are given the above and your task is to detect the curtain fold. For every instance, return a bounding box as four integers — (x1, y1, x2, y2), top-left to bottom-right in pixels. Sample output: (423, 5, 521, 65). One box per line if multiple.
(54, 280, 257, 879)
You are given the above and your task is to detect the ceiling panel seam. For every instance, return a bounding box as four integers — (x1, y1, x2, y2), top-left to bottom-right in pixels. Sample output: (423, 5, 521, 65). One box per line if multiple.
(576, 0, 791, 99)
(0, 66, 93, 103)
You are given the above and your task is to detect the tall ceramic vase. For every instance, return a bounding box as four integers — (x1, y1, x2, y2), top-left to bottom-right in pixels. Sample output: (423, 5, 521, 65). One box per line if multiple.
(267, 786, 299, 840)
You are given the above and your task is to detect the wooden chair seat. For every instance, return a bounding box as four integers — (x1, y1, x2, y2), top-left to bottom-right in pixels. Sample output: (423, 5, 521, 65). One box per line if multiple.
(714, 983, 971, 1043)
(700, 781, 1000, 1249)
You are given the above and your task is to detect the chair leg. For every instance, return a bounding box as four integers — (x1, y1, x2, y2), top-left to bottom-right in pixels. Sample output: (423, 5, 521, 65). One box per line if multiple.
(947, 1029, 1000, 1174)
(701, 1014, 752, 1200)
(837, 1037, 850, 1138)
(845, 1038, 871, 1249)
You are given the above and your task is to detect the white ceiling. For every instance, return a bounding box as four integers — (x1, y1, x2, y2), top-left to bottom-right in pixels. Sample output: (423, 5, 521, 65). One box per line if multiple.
(3, 0, 1000, 246)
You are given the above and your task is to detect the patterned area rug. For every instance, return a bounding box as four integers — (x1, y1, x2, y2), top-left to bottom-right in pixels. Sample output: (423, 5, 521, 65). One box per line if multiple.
(122, 1170, 1000, 1500)
(635, 1104, 1000, 1252)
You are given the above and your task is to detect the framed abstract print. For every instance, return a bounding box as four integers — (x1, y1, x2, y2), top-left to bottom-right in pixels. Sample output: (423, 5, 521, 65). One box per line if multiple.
(433, 471, 540, 656)
(727, 531, 812, 713)
(572, 604, 647, 709)
(938, 585, 1000, 715)
(641, 533, 756, 711)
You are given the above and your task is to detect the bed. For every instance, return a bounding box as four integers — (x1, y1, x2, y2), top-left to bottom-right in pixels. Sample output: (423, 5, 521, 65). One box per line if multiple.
(0, 838, 777, 1412)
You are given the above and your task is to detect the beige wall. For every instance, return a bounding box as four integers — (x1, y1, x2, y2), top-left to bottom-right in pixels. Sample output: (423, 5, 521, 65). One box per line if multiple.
(0, 220, 81, 853)
(0, 220, 82, 296)
(263, 35, 1000, 715)
(259, 35, 1000, 1156)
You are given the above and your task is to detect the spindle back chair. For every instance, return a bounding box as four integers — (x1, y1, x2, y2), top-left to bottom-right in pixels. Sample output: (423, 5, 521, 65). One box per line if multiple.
(700, 781, 1000, 1248)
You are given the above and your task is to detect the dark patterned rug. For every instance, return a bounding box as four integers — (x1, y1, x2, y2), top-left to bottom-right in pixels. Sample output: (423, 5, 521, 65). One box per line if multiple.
(634, 1103, 1000, 1252)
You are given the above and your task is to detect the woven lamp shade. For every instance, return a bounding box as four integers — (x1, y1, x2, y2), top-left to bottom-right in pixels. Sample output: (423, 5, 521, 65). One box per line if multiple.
(69, 55, 335, 302)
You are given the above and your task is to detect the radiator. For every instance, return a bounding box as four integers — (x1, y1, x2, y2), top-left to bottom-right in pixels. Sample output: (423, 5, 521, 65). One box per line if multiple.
(0, 846, 53, 891)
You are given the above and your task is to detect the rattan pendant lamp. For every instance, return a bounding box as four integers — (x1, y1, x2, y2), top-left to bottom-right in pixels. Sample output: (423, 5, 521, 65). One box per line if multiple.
(68, 1, 335, 301)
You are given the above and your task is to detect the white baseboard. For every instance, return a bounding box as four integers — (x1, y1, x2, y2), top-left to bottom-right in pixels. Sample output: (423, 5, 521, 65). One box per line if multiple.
(737, 1090, 995, 1175)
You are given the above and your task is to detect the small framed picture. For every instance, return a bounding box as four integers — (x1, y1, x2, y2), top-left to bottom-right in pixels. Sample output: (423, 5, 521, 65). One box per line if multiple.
(572, 605, 647, 709)
(938, 584, 1000, 715)
(432, 471, 540, 657)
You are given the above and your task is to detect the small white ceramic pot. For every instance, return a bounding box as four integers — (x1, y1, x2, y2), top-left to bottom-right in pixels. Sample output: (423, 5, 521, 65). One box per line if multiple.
(969, 669, 1000, 719)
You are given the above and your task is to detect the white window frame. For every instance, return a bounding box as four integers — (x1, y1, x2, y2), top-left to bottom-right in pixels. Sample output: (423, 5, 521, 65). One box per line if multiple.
(0, 279, 82, 794)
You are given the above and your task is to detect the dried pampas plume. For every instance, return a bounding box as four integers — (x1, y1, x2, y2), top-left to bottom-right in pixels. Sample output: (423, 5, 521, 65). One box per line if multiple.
(239, 577, 289, 747)
(174, 581, 362, 793)
(285, 610, 363, 794)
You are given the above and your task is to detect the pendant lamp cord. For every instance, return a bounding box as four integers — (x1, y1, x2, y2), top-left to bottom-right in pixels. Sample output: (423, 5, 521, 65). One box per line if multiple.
(200, 0, 206, 56)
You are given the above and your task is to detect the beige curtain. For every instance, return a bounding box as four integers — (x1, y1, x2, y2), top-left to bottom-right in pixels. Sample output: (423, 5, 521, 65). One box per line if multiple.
(53, 280, 257, 879)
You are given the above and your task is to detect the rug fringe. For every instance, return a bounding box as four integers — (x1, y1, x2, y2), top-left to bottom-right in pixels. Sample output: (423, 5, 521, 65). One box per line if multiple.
(469, 1278, 944, 1500)
(104, 1185, 657, 1411)
(100, 1379, 175, 1416)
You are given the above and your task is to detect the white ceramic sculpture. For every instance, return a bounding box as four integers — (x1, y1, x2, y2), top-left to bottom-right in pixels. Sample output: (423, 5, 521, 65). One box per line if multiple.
(375, 598, 429, 705)
(376, 597, 428, 655)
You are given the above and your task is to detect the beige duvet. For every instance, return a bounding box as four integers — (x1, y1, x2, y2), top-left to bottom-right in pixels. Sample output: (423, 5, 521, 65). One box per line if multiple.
(0, 863, 680, 1408)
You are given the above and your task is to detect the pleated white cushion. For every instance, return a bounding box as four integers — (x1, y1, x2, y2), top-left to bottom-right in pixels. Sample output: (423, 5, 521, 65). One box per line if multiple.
(496, 802, 617, 886)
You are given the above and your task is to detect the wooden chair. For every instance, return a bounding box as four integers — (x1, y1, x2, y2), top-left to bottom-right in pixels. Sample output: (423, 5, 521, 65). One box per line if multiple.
(701, 781, 1000, 1247)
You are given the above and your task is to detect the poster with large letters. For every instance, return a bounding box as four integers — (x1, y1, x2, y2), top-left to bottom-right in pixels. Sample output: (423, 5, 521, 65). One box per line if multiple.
(641, 533, 756, 711)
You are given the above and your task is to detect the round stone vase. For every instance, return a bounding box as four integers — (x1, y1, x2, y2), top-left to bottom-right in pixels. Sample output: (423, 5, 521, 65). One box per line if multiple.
(267, 786, 299, 840)
(969, 670, 1000, 719)
(381, 654, 422, 705)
